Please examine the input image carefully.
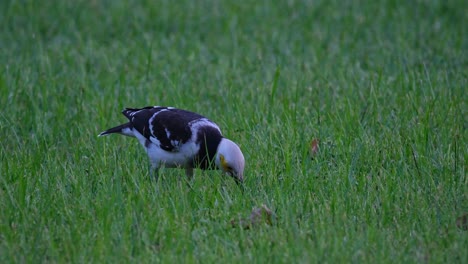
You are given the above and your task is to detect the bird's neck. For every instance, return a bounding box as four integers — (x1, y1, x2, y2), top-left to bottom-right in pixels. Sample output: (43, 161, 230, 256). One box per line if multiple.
(193, 127, 223, 169)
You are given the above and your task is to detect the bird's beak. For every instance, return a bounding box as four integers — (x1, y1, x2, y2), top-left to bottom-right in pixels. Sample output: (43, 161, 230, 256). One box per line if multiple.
(234, 176, 243, 185)
(236, 179, 245, 193)
(237, 173, 244, 183)
(225, 170, 244, 191)
(234, 174, 244, 192)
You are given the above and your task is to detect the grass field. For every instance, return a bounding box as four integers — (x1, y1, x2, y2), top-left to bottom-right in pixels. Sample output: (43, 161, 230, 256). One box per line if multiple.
(0, 0, 467, 262)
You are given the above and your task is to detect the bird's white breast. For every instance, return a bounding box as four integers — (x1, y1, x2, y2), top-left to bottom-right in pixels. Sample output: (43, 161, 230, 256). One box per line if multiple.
(132, 128, 200, 168)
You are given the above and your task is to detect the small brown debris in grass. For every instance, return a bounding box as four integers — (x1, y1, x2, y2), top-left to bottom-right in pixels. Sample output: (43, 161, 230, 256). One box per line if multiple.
(456, 213, 468, 231)
(310, 138, 319, 158)
(231, 204, 275, 229)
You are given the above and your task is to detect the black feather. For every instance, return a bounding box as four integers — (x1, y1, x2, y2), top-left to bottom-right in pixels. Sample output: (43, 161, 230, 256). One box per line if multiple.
(121, 106, 218, 153)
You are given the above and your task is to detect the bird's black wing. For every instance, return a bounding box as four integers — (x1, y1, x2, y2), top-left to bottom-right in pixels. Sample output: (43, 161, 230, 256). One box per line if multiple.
(122, 106, 206, 152)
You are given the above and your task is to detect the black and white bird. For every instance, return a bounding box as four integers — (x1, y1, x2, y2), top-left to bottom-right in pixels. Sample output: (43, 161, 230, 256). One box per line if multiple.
(99, 106, 245, 184)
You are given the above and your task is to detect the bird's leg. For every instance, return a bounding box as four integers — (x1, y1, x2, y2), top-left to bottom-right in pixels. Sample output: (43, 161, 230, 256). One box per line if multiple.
(149, 165, 159, 182)
(185, 167, 194, 181)
(184, 167, 196, 190)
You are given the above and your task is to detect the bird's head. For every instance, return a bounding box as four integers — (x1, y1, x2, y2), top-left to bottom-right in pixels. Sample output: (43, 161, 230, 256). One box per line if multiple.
(216, 138, 245, 184)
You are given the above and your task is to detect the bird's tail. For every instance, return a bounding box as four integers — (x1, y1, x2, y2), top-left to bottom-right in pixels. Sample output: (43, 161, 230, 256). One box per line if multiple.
(98, 123, 134, 137)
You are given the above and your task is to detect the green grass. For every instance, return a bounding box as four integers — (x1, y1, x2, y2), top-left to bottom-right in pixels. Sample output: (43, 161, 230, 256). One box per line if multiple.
(0, 0, 467, 262)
